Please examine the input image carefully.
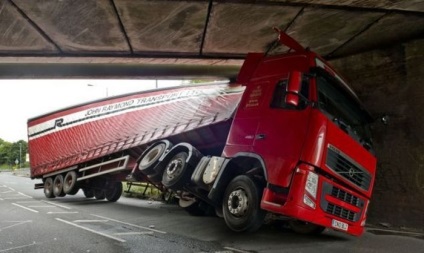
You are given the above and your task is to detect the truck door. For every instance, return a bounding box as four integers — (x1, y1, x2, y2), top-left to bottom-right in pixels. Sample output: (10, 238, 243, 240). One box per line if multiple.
(253, 78, 311, 187)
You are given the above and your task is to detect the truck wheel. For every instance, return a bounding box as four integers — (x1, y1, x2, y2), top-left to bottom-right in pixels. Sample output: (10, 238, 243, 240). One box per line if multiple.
(63, 171, 79, 195)
(105, 182, 123, 202)
(288, 220, 325, 235)
(44, 177, 55, 198)
(222, 175, 265, 232)
(138, 143, 166, 175)
(53, 175, 66, 197)
(161, 152, 189, 190)
(94, 189, 105, 200)
(83, 188, 94, 198)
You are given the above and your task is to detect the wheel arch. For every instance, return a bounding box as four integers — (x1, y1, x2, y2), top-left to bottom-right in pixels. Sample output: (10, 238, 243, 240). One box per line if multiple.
(208, 152, 267, 205)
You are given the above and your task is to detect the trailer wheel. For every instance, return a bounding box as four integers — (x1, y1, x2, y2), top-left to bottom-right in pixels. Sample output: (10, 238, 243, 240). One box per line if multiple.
(44, 177, 55, 199)
(94, 189, 105, 200)
(138, 143, 166, 175)
(83, 188, 94, 198)
(288, 220, 325, 235)
(63, 171, 79, 195)
(53, 175, 66, 197)
(105, 182, 123, 202)
(222, 175, 265, 232)
(161, 152, 189, 190)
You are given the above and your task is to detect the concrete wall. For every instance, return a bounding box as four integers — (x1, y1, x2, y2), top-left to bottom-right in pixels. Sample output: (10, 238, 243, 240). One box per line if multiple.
(331, 39, 424, 230)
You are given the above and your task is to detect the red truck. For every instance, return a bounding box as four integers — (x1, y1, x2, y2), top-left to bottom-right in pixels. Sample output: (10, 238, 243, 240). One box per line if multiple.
(28, 30, 376, 236)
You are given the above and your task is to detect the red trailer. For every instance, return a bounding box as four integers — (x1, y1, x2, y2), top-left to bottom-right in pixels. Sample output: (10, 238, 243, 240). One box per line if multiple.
(28, 30, 376, 236)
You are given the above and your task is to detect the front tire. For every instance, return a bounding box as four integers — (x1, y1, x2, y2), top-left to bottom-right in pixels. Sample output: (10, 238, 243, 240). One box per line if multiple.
(222, 175, 265, 232)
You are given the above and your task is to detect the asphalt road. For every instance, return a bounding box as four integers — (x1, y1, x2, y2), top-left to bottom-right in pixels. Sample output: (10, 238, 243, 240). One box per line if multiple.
(0, 171, 423, 253)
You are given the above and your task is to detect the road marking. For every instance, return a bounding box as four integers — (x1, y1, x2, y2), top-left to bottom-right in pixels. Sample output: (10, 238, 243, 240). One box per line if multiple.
(7, 187, 15, 191)
(27, 205, 56, 208)
(0, 221, 32, 231)
(41, 200, 71, 210)
(11, 203, 38, 213)
(3, 197, 32, 200)
(55, 218, 126, 242)
(91, 214, 167, 234)
(223, 247, 251, 253)
(18, 192, 32, 198)
(0, 242, 36, 252)
(0, 190, 14, 194)
(113, 232, 154, 236)
(15, 201, 40, 204)
(73, 220, 109, 223)
(47, 211, 79, 214)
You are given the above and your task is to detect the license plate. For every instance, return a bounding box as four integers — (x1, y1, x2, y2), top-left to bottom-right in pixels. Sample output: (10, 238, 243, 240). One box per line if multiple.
(332, 219, 348, 231)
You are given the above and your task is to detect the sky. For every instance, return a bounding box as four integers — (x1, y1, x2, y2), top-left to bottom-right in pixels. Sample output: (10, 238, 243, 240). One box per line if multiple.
(0, 79, 184, 143)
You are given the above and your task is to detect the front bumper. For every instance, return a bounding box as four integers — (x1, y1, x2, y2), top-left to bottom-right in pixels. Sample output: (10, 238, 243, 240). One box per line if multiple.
(261, 164, 368, 236)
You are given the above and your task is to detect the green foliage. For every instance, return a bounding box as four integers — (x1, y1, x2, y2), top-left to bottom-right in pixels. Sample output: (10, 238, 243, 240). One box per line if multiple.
(0, 139, 28, 168)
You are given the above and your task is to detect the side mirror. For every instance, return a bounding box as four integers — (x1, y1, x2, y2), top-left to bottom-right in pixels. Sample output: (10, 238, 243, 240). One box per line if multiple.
(285, 71, 302, 107)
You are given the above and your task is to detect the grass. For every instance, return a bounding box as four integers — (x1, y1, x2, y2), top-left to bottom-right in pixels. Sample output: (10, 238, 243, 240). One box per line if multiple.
(122, 182, 163, 200)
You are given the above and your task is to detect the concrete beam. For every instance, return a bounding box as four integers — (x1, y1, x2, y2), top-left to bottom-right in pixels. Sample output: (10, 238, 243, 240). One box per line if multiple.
(269, 0, 424, 13)
(286, 7, 383, 55)
(0, 62, 241, 80)
(0, 0, 57, 53)
(203, 3, 301, 54)
(12, 0, 130, 53)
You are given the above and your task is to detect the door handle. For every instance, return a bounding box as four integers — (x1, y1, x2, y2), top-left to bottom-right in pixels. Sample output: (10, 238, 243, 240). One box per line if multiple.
(256, 134, 266, 140)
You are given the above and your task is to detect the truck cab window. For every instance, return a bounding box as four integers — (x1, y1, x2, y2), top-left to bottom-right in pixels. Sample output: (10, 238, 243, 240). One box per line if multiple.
(271, 78, 309, 109)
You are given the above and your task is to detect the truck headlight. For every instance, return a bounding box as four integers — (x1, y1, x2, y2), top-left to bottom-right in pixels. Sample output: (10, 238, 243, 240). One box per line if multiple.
(305, 171, 318, 199)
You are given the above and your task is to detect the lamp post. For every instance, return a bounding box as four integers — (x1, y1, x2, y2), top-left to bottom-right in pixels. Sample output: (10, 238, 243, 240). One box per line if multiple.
(19, 142, 22, 169)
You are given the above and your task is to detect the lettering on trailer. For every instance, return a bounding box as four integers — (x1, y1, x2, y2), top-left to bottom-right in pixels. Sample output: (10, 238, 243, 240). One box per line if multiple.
(28, 86, 244, 140)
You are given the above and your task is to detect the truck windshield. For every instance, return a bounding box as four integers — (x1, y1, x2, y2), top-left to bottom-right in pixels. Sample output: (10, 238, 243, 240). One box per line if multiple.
(316, 70, 373, 149)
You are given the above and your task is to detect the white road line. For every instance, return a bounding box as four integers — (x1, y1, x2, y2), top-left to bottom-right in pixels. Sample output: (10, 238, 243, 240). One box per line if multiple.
(0, 242, 37, 252)
(27, 205, 56, 208)
(55, 218, 126, 242)
(73, 220, 109, 223)
(11, 203, 38, 213)
(113, 232, 154, 236)
(7, 187, 15, 191)
(91, 214, 167, 234)
(0, 220, 32, 231)
(47, 211, 79, 214)
(0, 190, 14, 194)
(223, 247, 251, 253)
(41, 200, 71, 210)
(15, 201, 40, 204)
(3, 197, 32, 200)
(18, 192, 32, 198)
(0, 198, 3, 201)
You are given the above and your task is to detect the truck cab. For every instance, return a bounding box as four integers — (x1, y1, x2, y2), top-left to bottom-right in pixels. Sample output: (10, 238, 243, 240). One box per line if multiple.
(221, 37, 375, 236)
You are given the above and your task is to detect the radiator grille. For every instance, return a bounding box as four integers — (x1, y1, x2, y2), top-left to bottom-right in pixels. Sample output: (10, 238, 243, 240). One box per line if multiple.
(326, 145, 371, 191)
(331, 187, 359, 207)
(326, 203, 357, 222)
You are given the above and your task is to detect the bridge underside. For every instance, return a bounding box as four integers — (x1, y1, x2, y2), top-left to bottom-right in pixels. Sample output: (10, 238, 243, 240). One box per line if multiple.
(0, 0, 423, 78)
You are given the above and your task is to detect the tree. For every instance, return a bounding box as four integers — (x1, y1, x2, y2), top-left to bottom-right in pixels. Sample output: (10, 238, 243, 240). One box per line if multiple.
(0, 139, 28, 168)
